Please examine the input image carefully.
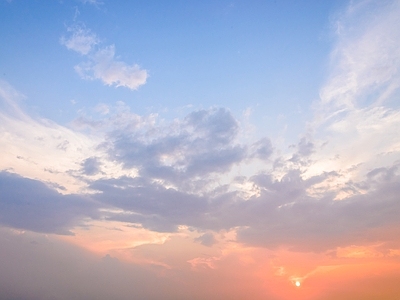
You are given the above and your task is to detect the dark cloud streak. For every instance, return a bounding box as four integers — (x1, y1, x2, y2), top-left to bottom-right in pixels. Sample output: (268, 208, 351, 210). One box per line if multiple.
(0, 172, 98, 235)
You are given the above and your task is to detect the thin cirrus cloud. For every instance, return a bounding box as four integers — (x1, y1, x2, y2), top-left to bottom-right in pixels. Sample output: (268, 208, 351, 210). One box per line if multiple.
(317, 0, 400, 119)
(80, 0, 103, 5)
(307, 0, 400, 188)
(61, 25, 148, 90)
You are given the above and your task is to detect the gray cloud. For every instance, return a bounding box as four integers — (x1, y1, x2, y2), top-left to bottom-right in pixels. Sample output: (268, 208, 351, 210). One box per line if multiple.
(0, 172, 98, 235)
(81, 157, 102, 176)
(289, 137, 314, 163)
(234, 164, 400, 252)
(107, 108, 246, 185)
(85, 162, 400, 252)
(90, 176, 208, 232)
(2, 100, 399, 253)
(2, 78, 399, 253)
(194, 232, 216, 247)
(251, 137, 273, 160)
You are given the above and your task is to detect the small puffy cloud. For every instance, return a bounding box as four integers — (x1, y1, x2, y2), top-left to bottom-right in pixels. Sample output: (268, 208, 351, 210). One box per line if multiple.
(60, 26, 99, 55)
(61, 25, 148, 90)
(76, 45, 148, 90)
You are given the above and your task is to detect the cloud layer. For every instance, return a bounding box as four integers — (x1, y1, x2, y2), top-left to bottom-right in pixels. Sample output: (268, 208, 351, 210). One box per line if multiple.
(0, 172, 98, 235)
(2, 1, 400, 299)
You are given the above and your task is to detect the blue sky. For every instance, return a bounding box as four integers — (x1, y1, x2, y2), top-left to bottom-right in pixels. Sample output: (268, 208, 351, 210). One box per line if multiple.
(1, 0, 345, 128)
(1, 1, 400, 299)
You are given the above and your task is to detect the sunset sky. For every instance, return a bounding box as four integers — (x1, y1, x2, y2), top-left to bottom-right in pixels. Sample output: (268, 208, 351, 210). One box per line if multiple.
(1, 0, 400, 299)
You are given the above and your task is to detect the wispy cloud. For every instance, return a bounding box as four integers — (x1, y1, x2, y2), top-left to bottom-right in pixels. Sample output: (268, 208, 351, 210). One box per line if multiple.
(61, 25, 148, 90)
(305, 0, 400, 194)
(80, 0, 103, 5)
(317, 0, 400, 120)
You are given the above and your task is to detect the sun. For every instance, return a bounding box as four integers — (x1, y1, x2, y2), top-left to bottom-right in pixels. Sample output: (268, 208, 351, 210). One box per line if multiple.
(295, 281, 301, 287)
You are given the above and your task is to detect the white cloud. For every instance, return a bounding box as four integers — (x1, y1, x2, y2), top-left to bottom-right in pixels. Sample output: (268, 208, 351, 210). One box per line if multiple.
(61, 26, 148, 90)
(305, 0, 400, 190)
(76, 45, 148, 90)
(317, 0, 400, 119)
(60, 26, 99, 55)
(0, 80, 129, 194)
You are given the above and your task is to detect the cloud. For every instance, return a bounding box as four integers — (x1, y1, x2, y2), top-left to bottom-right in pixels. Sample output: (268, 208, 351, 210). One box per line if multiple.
(0, 80, 103, 194)
(195, 232, 216, 247)
(8, 2, 400, 249)
(3, 1, 400, 298)
(251, 137, 273, 160)
(106, 107, 246, 184)
(0, 172, 98, 235)
(288, 137, 314, 163)
(62, 26, 148, 90)
(90, 176, 208, 232)
(234, 164, 400, 251)
(304, 0, 400, 187)
(84, 155, 400, 253)
(317, 0, 400, 120)
(80, 157, 102, 175)
(3, 76, 399, 252)
(60, 25, 99, 55)
(75, 45, 148, 90)
(2, 68, 400, 254)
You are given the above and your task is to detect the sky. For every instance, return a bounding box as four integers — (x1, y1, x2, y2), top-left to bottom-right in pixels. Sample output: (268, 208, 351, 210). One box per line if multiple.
(1, 0, 400, 299)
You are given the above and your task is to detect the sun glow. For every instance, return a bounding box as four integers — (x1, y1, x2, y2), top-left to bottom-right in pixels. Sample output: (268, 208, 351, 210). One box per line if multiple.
(295, 281, 301, 287)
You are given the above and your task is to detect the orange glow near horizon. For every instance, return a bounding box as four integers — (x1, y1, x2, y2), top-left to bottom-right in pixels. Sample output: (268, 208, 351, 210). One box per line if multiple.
(59, 220, 171, 259)
(55, 221, 400, 299)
